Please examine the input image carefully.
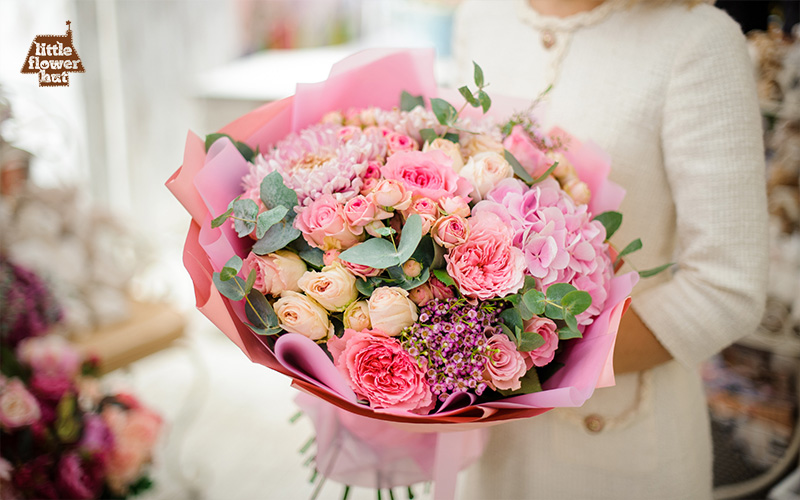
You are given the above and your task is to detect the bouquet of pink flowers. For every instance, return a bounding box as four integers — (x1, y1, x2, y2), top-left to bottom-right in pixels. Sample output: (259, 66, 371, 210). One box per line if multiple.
(0, 260, 162, 500)
(167, 49, 662, 497)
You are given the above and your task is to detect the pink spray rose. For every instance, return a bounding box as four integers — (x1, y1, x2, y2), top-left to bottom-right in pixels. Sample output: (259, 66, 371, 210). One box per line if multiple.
(0, 379, 41, 429)
(445, 211, 525, 300)
(483, 333, 528, 391)
(327, 329, 433, 412)
(294, 194, 362, 250)
(381, 150, 473, 201)
(523, 316, 560, 368)
(385, 131, 419, 155)
(242, 250, 307, 297)
(407, 283, 434, 307)
(428, 276, 456, 300)
(102, 405, 162, 495)
(343, 195, 391, 234)
(368, 286, 418, 336)
(369, 179, 413, 211)
(297, 263, 358, 312)
(431, 214, 470, 248)
(56, 452, 102, 500)
(502, 125, 555, 178)
(438, 195, 471, 218)
(343, 260, 382, 280)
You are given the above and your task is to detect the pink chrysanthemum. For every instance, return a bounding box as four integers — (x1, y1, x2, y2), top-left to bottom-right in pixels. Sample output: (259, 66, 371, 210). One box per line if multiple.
(242, 123, 387, 206)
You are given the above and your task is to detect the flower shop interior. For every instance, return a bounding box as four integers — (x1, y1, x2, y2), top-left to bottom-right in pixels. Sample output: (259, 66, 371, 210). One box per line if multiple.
(1, 1, 799, 499)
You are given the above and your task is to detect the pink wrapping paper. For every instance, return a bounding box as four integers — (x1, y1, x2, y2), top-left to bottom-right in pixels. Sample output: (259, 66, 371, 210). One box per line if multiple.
(166, 48, 636, 497)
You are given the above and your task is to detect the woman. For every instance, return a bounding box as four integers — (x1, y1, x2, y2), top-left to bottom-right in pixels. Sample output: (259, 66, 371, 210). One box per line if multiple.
(453, 0, 768, 498)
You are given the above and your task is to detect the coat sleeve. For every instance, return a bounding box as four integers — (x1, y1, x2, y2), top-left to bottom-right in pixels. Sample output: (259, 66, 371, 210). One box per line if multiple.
(632, 8, 769, 368)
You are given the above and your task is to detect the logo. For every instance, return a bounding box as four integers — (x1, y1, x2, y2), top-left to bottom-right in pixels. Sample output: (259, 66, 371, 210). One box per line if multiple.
(20, 21, 84, 87)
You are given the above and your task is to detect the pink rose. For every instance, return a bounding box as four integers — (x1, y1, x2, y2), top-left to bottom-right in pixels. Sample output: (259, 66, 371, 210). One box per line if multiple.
(523, 316, 559, 367)
(102, 405, 161, 494)
(431, 215, 470, 248)
(368, 287, 418, 336)
(343, 261, 382, 279)
(370, 179, 413, 211)
(381, 150, 473, 201)
(386, 131, 419, 155)
(402, 259, 423, 278)
(445, 212, 525, 300)
(17, 335, 81, 379)
(407, 283, 434, 306)
(343, 195, 391, 234)
(30, 373, 72, 401)
(503, 125, 555, 178)
(242, 250, 307, 297)
(0, 379, 41, 429)
(438, 196, 471, 217)
(323, 249, 341, 266)
(483, 333, 528, 391)
(274, 292, 334, 341)
(294, 194, 362, 250)
(403, 197, 439, 218)
(328, 329, 433, 412)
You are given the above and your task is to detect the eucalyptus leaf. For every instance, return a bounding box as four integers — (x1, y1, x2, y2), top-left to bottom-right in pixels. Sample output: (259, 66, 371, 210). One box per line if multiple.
(617, 238, 643, 262)
(257, 205, 290, 239)
(245, 289, 279, 329)
(234, 141, 256, 162)
(224, 255, 243, 273)
(593, 211, 623, 240)
(504, 150, 534, 184)
(443, 132, 460, 143)
(473, 61, 485, 88)
(430, 98, 457, 126)
(211, 207, 233, 229)
(396, 214, 423, 263)
(558, 327, 582, 340)
(248, 324, 283, 336)
(561, 290, 592, 316)
(410, 235, 434, 268)
(564, 311, 579, 335)
(219, 266, 237, 282)
(639, 262, 674, 278)
(419, 128, 438, 145)
(213, 273, 245, 301)
(500, 323, 516, 343)
(400, 91, 425, 112)
(245, 269, 256, 295)
(459, 85, 479, 107)
(252, 220, 301, 255)
(522, 289, 547, 316)
(260, 171, 298, 211)
(516, 298, 535, 321)
(375, 226, 396, 237)
(396, 269, 430, 291)
(477, 90, 491, 113)
(499, 308, 523, 339)
(530, 161, 559, 185)
(545, 283, 576, 320)
(355, 277, 378, 297)
(339, 237, 399, 269)
(233, 199, 259, 237)
(518, 331, 546, 352)
(432, 268, 456, 287)
(291, 238, 324, 269)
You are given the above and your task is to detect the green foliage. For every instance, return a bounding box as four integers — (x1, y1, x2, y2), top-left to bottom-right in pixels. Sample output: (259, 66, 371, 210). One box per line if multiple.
(211, 206, 234, 229)
(245, 290, 281, 335)
(257, 206, 290, 239)
(232, 199, 259, 237)
(639, 262, 674, 278)
(419, 128, 438, 145)
(458, 86, 479, 107)
(517, 331, 546, 352)
(55, 395, 80, 443)
(253, 221, 301, 255)
(374, 226, 396, 237)
(400, 91, 425, 112)
(497, 368, 542, 396)
(432, 268, 455, 287)
(291, 238, 325, 269)
(593, 211, 623, 240)
(260, 171, 298, 210)
(503, 150, 534, 184)
(473, 61, 485, 88)
(521, 289, 546, 316)
(616, 238, 642, 265)
(530, 161, 559, 185)
(204, 133, 255, 162)
(477, 90, 491, 113)
(561, 290, 592, 316)
(430, 98, 457, 126)
(339, 214, 423, 270)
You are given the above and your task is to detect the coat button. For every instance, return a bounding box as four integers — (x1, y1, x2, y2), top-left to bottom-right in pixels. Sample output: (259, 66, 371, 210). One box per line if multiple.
(584, 414, 605, 433)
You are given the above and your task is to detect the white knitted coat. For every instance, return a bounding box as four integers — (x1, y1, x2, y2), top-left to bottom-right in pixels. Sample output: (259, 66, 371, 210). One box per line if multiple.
(452, 1, 768, 498)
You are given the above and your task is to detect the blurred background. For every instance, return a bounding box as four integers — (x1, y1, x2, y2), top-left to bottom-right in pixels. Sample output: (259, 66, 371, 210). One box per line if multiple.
(0, 1, 798, 499)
